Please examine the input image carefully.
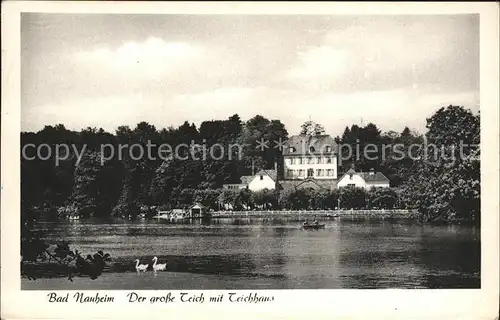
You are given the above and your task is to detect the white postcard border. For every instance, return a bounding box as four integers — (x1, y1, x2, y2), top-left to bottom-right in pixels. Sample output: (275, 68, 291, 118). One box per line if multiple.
(1, 2, 498, 319)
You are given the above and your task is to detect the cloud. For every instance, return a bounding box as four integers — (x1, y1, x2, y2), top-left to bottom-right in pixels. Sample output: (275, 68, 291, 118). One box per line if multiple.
(22, 84, 479, 137)
(323, 20, 451, 71)
(284, 17, 477, 94)
(74, 37, 203, 78)
(22, 15, 479, 135)
(287, 88, 479, 133)
(22, 88, 258, 133)
(22, 93, 155, 132)
(173, 87, 255, 108)
(286, 46, 351, 81)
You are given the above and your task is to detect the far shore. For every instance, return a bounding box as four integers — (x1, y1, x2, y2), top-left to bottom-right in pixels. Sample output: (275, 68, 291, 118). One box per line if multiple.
(54, 209, 478, 224)
(149, 209, 416, 220)
(210, 209, 414, 219)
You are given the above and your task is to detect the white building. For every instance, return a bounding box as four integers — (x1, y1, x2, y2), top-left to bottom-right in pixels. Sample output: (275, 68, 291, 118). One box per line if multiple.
(247, 169, 277, 192)
(282, 134, 338, 180)
(283, 135, 337, 180)
(337, 168, 390, 189)
(222, 169, 276, 192)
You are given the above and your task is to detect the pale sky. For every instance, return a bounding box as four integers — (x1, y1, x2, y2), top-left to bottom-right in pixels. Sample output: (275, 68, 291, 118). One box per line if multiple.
(21, 14, 479, 136)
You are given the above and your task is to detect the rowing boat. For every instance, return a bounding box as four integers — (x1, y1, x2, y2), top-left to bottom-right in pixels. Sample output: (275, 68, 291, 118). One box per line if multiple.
(302, 224, 325, 230)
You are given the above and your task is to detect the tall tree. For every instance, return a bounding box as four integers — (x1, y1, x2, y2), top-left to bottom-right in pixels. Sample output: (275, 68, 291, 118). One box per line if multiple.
(300, 120, 325, 136)
(240, 115, 288, 173)
(402, 105, 480, 223)
(337, 123, 385, 174)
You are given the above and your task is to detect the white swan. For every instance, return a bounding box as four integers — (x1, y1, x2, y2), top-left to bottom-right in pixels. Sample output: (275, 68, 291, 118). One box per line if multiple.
(152, 256, 167, 272)
(134, 259, 149, 273)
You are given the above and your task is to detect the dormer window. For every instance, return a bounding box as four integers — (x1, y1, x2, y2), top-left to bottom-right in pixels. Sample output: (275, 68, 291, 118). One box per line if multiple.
(289, 146, 296, 153)
(326, 146, 332, 153)
(260, 175, 264, 180)
(309, 146, 315, 152)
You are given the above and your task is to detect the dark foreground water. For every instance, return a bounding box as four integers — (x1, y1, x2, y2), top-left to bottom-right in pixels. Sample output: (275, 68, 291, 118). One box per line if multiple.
(22, 217, 480, 289)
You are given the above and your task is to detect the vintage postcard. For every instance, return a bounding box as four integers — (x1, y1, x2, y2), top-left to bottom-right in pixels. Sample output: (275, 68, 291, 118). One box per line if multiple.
(1, 1, 499, 319)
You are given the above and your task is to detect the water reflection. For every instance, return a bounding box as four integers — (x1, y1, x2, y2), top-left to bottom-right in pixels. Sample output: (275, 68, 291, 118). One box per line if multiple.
(24, 218, 480, 290)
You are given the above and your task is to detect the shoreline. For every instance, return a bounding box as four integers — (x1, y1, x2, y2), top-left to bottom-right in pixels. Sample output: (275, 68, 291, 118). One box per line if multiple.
(208, 209, 414, 219)
(38, 209, 479, 225)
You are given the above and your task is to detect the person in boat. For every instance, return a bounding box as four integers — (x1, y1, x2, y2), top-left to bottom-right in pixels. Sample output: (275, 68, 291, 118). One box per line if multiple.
(313, 219, 319, 226)
(303, 220, 308, 226)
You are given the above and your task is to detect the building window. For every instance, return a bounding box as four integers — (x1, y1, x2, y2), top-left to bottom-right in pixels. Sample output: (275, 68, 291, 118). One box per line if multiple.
(327, 157, 332, 164)
(260, 175, 264, 180)
(287, 169, 293, 177)
(317, 157, 322, 164)
(326, 169, 332, 176)
(310, 146, 315, 152)
(299, 169, 305, 177)
(289, 147, 296, 153)
(307, 169, 314, 177)
(326, 146, 332, 152)
(308, 157, 313, 164)
(348, 183, 355, 187)
(316, 169, 321, 176)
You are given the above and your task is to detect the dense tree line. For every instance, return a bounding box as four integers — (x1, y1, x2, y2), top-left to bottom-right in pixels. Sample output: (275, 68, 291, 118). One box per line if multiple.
(21, 106, 480, 223)
(401, 106, 480, 223)
(21, 114, 288, 220)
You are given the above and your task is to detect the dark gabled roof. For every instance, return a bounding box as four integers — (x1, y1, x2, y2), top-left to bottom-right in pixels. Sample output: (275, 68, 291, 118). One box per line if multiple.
(233, 169, 278, 185)
(338, 169, 389, 183)
(359, 172, 390, 183)
(240, 176, 253, 184)
(282, 134, 338, 156)
(279, 178, 337, 191)
(189, 202, 206, 209)
(254, 169, 277, 182)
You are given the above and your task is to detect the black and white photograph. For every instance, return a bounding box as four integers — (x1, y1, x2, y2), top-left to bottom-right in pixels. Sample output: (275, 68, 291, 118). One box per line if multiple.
(2, 2, 499, 319)
(18, 11, 484, 291)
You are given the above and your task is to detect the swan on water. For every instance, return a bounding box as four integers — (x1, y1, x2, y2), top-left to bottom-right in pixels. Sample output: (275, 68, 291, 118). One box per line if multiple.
(134, 259, 149, 273)
(152, 256, 167, 272)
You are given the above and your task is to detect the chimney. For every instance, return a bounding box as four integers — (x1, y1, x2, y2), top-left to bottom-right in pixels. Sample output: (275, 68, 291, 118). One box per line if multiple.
(369, 168, 375, 175)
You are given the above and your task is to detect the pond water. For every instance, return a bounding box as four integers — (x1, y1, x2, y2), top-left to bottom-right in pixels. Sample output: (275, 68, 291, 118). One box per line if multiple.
(22, 217, 480, 290)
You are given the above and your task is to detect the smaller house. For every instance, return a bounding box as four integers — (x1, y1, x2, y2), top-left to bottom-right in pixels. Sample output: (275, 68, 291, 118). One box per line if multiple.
(248, 169, 276, 192)
(188, 202, 209, 218)
(337, 168, 390, 189)
(222, 169, 277, 192)
(222, 176, 253, 190)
